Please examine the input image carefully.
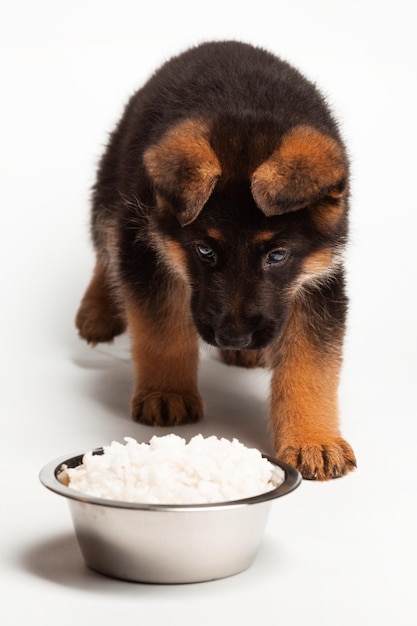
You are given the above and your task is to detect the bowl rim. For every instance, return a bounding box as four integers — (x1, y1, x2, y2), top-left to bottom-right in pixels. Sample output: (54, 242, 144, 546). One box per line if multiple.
(39, 447, 301, 511)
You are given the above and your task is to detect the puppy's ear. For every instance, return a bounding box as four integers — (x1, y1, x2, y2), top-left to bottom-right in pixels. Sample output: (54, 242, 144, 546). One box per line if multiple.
(143, 119, 221, 226)
(251, 125, 347, 225)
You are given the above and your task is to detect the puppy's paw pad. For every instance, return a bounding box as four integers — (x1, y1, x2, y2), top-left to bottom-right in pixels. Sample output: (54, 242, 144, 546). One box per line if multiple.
(131, 390, 204, 426)
(278, 438, 356, 481)
(76, 301, 126, 345)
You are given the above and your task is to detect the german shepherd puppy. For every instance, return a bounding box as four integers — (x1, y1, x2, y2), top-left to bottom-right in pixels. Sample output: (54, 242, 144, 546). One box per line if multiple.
(76, 41, 356, 480)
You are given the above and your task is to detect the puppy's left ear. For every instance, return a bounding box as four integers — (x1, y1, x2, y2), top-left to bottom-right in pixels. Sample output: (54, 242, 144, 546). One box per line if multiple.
(251, 125, 347, 225)
(143, 119, 221, 226)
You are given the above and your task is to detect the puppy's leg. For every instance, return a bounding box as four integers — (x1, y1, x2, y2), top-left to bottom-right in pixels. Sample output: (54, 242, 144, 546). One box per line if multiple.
(268, 296, 356, 480)
(125, 285, 204, 426)
(76, 258, 126, 345)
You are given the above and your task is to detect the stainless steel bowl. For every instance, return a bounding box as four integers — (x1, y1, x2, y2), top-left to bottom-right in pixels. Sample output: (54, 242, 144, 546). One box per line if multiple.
(40, 448, 301, 584)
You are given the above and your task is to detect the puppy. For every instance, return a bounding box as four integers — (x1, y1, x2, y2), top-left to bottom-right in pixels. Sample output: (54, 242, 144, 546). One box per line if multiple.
(76, 41, 356, 480)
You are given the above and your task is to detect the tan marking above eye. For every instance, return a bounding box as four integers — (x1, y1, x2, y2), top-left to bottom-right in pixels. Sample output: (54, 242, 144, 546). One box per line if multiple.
(206, 228, 226, 242)
(252, 231, 278, 244)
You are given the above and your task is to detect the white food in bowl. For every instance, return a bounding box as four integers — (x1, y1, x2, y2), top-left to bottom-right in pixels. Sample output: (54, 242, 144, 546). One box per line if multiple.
(61, 434, 285, 504)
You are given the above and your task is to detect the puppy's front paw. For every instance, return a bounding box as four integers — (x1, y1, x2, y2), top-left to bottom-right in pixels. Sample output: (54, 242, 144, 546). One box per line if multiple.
(277, 437, 356, 481)
(131, 390, 204, 426)
(76, 300, 126, 345)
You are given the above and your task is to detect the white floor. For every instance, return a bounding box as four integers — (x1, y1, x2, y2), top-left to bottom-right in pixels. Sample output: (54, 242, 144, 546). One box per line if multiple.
(1, 1, 416, 624)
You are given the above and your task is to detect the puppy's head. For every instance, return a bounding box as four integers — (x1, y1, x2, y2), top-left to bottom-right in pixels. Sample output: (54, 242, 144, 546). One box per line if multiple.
(144, 119, 348, 350)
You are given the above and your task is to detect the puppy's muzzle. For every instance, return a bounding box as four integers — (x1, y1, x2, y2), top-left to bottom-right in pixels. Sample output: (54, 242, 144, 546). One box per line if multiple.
(214, 330, 252, 350)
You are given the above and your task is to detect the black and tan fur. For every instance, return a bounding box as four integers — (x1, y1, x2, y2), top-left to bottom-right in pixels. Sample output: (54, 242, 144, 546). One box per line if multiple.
(76, 41, 356, 480)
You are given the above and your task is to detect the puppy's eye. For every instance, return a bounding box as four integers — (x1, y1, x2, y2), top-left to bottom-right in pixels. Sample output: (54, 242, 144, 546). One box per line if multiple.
(195, 243, 216, 264)
(266, 249, 288, 265)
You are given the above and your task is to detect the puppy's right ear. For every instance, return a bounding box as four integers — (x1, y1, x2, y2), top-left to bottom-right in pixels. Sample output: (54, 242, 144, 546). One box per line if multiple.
(143, 119, 221, 226)
(251, 125, 347, 228)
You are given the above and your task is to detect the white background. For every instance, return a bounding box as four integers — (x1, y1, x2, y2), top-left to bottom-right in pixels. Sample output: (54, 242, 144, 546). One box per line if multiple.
(1, 0, 416, 624)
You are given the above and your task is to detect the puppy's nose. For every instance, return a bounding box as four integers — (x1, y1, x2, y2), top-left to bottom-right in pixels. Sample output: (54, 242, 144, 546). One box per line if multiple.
(214, 331, 252, 350)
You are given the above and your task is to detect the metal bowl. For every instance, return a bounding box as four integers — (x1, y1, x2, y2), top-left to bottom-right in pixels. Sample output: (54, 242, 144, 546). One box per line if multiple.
(39, 448, 301, 584)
